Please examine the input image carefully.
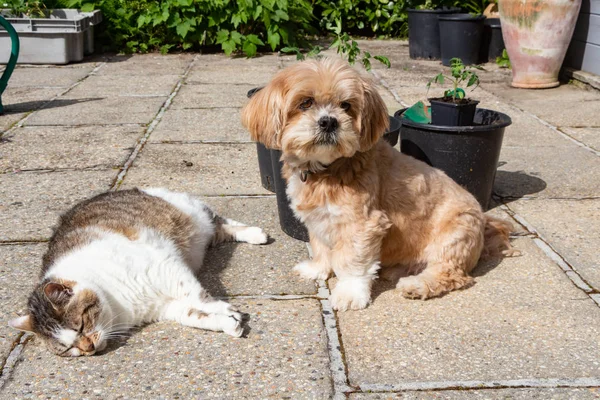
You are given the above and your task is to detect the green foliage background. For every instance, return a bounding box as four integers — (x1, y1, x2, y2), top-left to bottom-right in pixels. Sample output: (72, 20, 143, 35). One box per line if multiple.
(7, 0, 494, 55)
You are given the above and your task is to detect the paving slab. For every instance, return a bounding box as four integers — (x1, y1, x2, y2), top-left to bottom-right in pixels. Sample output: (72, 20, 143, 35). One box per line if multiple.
(24, 96, 167, 126)
(171, 83, 256, 109)
(66, 74, 180, 97)
(560, 127, 600, 152)
(337, 238, 600, 386)
(1, 299, 332, 399)
(121, 143, 270, 196)
(6, 67, 93, 88)
(350, 388, 600, 399)
(196, 53, 281, 67)
(0, 170, 116, 241)
(186, 65, 279, 85)
(200, 196, 313, 296)
(149, 107, 251, 143)
(96, 54, 194, 76)
(0, 125, 143, 172)
(493, 142, 600, 199)
(483, 83, 600, 128)
(508, 199, 600, 291)
(0, 244, 44, 367)
(0, 87, 68, 132)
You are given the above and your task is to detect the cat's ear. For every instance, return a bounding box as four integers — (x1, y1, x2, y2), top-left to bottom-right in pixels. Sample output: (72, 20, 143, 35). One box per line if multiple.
(9, 315, 34, 333)
(43, 282, 74, 309)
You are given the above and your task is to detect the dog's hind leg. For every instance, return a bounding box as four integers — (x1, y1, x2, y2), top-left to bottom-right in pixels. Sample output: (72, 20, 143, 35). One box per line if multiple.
(397, 210, 484, 299)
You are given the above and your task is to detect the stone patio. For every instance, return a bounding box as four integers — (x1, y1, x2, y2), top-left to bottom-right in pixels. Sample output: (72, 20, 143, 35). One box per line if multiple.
(1, 41, 600, 399)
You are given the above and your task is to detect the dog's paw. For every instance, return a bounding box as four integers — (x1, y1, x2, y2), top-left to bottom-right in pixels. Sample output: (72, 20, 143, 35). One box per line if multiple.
(397, 276, 430, 299)
(330, 279, 371, 311)
(238, 226, 269, 245)
(293, 261, 331, 281)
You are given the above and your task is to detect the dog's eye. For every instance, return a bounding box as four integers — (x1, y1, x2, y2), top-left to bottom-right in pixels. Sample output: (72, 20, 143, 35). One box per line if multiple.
(299, 98, 314, 110)
(341, 102, 351, 111)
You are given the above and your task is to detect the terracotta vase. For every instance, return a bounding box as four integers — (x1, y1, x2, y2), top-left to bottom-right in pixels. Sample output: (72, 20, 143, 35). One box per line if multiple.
(498, 0, 582, 89)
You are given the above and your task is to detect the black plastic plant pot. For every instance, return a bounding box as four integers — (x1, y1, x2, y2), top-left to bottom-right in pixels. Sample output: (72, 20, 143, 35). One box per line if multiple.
(256, 142, 276, 193)
(428, 97, 480, 126)
(394, 107, 511, 210)
(248, 87, 276, 193)
(270, 149, 310, 242)
(407, 8, 460, 60)
(383, 115, 401, 147)
(438, 13, 486, 66)
(483, 18, 504, 62)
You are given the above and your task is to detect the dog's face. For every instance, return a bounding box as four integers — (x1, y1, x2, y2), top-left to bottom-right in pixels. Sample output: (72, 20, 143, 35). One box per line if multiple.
(242, 58, 389, 166)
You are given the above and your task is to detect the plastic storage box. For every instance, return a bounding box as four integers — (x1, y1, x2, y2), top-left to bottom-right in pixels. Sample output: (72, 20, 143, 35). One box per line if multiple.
(0, 9, 98, 64)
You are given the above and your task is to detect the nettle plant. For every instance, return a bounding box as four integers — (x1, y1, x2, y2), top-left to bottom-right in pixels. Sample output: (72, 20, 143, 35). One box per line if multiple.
(427, 58, 482, 102)
(3, 0, 47, 17)
(281, 19, 390, 72)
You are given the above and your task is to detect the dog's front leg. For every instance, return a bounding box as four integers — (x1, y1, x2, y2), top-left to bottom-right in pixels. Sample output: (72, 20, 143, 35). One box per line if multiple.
(293, 233, 333, 281)
(329, 210, 391, 311)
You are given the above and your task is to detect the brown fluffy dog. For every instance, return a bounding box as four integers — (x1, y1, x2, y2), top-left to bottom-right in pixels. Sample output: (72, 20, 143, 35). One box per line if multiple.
(242, 58, 518, 311)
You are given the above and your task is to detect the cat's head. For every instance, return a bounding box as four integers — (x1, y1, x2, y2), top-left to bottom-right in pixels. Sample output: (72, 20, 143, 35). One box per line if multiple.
(9, 279, 110, 357)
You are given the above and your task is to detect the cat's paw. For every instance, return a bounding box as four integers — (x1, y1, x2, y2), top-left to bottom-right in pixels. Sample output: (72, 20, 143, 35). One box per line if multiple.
(221, 314, 244, 338)
(238, 227, 268, 245)
(293, 261, 331, 281)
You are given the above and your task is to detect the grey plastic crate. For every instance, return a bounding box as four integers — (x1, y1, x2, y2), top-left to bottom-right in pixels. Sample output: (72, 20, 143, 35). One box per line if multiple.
(0, 9, 94, 64)
(58, 9, 103, 55)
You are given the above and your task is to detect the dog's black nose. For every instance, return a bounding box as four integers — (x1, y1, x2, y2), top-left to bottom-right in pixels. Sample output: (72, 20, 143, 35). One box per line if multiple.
(318, 116, 338, 133)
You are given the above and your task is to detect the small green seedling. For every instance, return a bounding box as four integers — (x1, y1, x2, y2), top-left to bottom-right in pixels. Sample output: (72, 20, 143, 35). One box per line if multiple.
(427, 57, 483, 102)
(496, 49, 511, 69)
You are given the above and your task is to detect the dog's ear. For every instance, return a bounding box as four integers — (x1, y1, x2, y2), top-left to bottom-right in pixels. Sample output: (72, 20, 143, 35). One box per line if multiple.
(241, 78, 286, 149)
(359, 77, 389, 151)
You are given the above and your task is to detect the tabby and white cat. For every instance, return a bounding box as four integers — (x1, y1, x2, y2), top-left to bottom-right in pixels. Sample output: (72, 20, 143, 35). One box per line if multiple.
(9, 188, 268, 357)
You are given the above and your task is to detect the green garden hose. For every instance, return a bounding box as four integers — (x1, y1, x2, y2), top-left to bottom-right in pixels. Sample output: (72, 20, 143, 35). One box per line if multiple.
(0, 15, 20, 114)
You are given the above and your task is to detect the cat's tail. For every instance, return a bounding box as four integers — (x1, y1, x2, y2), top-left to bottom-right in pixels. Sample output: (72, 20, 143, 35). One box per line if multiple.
(480, 215, 521, 261)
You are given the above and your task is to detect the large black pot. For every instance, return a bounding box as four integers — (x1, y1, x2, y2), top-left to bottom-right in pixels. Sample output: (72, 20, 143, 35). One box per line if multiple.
(407, 8, 460, 60)
(395, 107, 511, 210)
(438, 13, 486, 66)
(480, 18, 504, 63)
(256, 142, 276, 192)
(270, 149, 310, 242)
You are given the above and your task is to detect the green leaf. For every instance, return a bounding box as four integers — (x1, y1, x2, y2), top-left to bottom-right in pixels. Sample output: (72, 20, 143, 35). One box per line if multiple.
(245, 34, 264, 45)
(467, 73, 478, 87)
(230, 31, 243, 45)
(176, 20, 193, 38)
(274, 9, 289, 21)
(216, 29, 229, 44)
(253, 5, 263, 19)
(243, 41, 258, 57)
(81, 3, 94, 12)
(232, 14, 242, 28)
(267, 31, 280, 50)
(373, 55, 390, 68)
(222, 39, 237, 55)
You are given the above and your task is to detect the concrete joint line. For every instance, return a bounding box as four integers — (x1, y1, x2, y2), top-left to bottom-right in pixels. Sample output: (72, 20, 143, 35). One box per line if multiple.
(1, 62, 107, 135)
(500, 204, 599, 303)
(0, 333, 32, 390)
(505, 103, 600, 157)
(111, 56, 198, 191)
(217, 294, 326, 301)
(153, 140, 255, 145)
(360, 377, 600, 392)
(369, 69, 410, 108)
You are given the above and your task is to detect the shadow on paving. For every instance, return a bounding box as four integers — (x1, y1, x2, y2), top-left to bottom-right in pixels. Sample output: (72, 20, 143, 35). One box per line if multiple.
(1, 98, 103, 115)
(492, 168, 548, 208)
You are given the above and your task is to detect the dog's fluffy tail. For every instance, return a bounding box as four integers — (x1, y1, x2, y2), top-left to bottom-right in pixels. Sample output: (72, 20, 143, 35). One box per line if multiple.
(480, 215, 521, 261)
